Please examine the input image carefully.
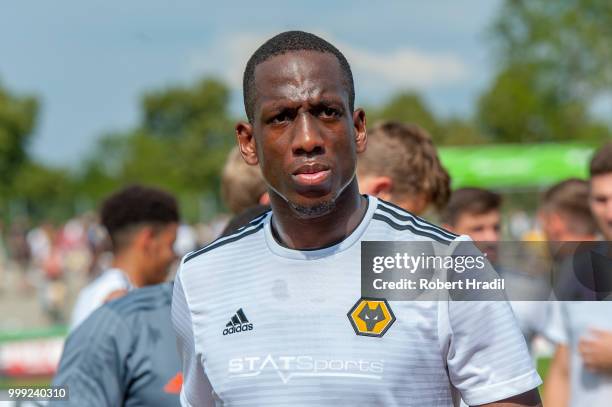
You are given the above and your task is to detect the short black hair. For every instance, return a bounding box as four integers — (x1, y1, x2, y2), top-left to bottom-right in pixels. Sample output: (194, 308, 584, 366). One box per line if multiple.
(441, 188, 502, 226)
(101, 185, 179, 251)
(590, 142, 612, 178)
(243, 30, 355, 123)
(542, 178, 597, 236)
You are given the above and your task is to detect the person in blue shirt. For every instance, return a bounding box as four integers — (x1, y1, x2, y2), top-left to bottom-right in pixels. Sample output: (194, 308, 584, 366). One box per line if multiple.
(52, 282, 181, 406)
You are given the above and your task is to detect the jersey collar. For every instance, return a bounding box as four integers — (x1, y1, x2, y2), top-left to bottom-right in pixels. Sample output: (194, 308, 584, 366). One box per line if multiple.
(263, 195, 377, 260)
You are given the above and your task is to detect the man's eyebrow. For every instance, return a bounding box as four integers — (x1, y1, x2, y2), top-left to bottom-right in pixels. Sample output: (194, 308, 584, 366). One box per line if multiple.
(259, 99, 298, 112)
(315, 96, 344, 106)
(259, 93, 346, 112)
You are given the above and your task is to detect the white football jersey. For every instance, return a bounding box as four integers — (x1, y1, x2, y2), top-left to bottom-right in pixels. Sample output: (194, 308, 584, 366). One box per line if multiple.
(545, 301, 612, 407)
(70, 268, 132, 331)
(172, 196, 541, 406)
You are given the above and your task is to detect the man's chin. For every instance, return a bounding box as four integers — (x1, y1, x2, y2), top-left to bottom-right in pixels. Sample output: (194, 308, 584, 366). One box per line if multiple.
(288, 198, 336, 219)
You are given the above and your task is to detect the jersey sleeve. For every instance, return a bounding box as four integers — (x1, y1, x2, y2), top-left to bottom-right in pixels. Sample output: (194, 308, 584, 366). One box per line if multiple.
(52, 305, 131, 406)
(172, 266, 215, 406)
(442, 299, 542, 406)
(437, 235, 541, 405)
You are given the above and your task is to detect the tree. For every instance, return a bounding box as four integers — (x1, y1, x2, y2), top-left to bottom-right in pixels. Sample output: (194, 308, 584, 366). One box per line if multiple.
(366, 91, 485, 145)
(477, 63, 604, 142)
(0, 81, 38, 189)
(10, 161, 76, 222)
(440, 118, 488, 145)
(493, 0, 612, 101)
(79, 78, 236, 221)
(366, 92, 444, 142)
(478, 0, 612, 143)
(142, 78, 231, 140)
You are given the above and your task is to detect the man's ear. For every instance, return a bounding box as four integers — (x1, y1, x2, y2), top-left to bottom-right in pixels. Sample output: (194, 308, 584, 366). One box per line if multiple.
(259, 191, 270, 206)
(404, 193, 429, 216)
(236, 121, 259, 166)
(370, 176, 393, 198)
(353, 108, 367, 154)
(442, 223, 455, 234)
(134, 226, 155, 252)
(359, 175, 393, 198)
(549, 212, 566, 236)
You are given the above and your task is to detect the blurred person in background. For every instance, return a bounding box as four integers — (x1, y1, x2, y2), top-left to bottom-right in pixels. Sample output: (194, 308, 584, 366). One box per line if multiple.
(69, 185, 179, 331)
(84, 212, 113, 278)
(442, 187, 547, 353)
(538, 179, 599, 301)
(356, 121, 450, 215)
(441, 188, 502, 260)
(53, 188, 183, 406)
(589, 142, 612, 242)
(539, 179, 599, 244)
(27, 222, 53, 271)
(545, 144, 612, 407)
(220, 146, 270, 236)
(60, 215, 95, 278)
(0, 220, 6, 291)
(8, 218, 31, 291)
(40, 225, 67, 323)
(53, 282, 182, 406)
(26, 222, 57, 318)
(174, 223, 198, 259)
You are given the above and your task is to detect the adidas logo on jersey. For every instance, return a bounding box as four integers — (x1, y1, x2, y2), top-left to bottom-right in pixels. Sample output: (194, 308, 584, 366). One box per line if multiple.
(223, 308, 253, 336)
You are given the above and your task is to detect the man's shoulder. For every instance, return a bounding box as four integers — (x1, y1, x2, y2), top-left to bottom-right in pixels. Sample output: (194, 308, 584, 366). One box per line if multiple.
(70, 269, 130, 328)
(370, 198, 459, 245)
(182, 210, 270, 266)
(82, 268, 130, 296)
(68, 284, 173, 348)
(105, 282, 173, 316)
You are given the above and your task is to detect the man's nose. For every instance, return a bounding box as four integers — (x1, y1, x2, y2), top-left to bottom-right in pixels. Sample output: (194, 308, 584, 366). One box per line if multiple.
(483, 228, 500, 242)
(291, 113, 324, 156)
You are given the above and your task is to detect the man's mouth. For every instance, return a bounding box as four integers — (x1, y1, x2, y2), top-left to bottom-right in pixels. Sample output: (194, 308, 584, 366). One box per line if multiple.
(292, 163, 331, 186)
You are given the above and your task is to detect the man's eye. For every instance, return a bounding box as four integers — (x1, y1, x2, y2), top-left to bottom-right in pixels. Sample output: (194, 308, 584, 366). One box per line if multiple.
(320, 107, 339, 118)
(268, 109, 295, 124)
(271, 113, 290, 124)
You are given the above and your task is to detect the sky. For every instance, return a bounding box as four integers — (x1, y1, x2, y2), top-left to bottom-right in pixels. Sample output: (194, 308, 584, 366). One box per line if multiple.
(0, 0, 503, 167)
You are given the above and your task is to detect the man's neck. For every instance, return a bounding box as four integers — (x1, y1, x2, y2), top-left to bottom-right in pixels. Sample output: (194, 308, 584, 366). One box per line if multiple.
(111, 253, 144, 288)
(269, 179, 367, 250)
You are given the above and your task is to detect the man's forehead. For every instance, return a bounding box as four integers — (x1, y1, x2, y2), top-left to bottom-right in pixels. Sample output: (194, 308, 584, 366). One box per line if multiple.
(591, 173, 612, 194)
(253, 51, 347, 103)
(460, 210, 500, 221)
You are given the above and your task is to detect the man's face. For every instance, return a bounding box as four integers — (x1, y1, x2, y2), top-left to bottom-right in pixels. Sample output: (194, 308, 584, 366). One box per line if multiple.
(539, 211, 564, 242)
(590, 173, 612, 240)
(145, 223, 178, 285)
(237, 51, 366, 218)
(450, 210, 501, 262)
(452, 210, 502, 242)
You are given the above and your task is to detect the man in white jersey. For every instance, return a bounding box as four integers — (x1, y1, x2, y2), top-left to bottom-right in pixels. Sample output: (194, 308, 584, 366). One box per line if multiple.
(544, 144, 612, 406)
(172, 30, 542, 407)
(441, 187, 551, 351)
(71, 185, 179, 330)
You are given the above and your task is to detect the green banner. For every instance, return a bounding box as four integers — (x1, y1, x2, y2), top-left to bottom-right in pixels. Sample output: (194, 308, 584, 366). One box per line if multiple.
(0, 326, 67, 343)
(439, 143, 594, 189)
